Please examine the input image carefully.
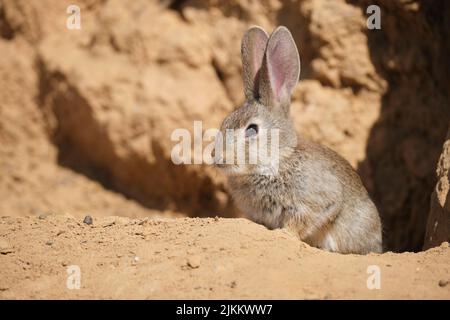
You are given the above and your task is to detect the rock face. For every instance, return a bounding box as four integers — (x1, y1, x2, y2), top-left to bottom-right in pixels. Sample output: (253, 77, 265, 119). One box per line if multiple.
(356, 0, 450, 251)
(0, 0, 449, 251)
(424, 127, 450, 250)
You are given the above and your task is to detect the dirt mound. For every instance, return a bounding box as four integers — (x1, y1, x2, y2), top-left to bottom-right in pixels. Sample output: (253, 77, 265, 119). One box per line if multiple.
(0, 215, 449, 299)
(1, 0, 450, 255)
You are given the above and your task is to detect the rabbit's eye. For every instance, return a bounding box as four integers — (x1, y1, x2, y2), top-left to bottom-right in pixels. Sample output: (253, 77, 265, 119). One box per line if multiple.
(245, 124, 258, 138)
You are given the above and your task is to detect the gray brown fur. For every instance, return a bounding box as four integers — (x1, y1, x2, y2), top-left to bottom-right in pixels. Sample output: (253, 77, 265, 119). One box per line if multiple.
(214, 26, 382, 254)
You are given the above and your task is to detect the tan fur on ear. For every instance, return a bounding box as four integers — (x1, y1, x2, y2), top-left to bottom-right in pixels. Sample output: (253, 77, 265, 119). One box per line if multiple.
(241, 26, 269, 101)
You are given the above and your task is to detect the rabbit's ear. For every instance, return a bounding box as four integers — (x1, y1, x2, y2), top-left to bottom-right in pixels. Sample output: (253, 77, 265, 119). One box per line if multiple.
(259, 26, 300, 113)
(241, 26, 269, 101)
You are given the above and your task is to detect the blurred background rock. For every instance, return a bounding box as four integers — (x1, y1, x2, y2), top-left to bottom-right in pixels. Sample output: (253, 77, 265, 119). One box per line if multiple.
(0, 0, 449, 252)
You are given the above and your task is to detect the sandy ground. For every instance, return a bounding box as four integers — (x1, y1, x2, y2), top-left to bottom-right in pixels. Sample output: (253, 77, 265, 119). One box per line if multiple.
(0, 215, 449, 299)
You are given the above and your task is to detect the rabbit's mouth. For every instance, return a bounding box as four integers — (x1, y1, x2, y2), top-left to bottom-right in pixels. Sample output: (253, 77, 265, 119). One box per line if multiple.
(212, 151, 244, 174)
(211, 149, 234, 172)
(213, 161, 245, 175)
(214, 161, 234, 171)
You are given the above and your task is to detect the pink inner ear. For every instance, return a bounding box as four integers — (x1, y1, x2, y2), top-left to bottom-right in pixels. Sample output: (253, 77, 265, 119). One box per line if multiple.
(252, 51, 260, 77)
(268, 42, 286, 100)
(252, 51, 261, 88)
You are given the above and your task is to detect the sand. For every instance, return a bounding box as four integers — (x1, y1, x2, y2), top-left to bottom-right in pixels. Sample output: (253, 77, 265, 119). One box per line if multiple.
(0, 215, 449, 299)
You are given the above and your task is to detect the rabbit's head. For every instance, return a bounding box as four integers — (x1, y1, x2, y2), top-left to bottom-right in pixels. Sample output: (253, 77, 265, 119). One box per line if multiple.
(213, 26, 301, 175)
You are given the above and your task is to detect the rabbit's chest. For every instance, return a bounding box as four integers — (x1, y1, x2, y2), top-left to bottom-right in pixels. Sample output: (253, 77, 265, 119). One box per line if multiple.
(229, 176, 298, 229)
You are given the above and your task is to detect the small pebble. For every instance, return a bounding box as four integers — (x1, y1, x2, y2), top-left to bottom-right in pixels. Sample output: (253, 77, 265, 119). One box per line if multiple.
(83, 215, 93, 225)
(438, 279, 449, 287)
(131, 256, 140, 266)
(138, 219, 148, 225)
(230, 281, 237, 288)
(187, 255, 201, 269)
(45, 240, 53, 246)
(0, 240, 14, 254)
(102, 221, 115, 228)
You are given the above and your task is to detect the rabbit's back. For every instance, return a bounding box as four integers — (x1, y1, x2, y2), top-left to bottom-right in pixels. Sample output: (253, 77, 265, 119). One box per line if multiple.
(297, 138, 382, 253)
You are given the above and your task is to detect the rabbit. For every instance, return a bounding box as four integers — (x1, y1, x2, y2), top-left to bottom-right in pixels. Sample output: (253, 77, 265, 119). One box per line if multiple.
(212, 26, 382, 254)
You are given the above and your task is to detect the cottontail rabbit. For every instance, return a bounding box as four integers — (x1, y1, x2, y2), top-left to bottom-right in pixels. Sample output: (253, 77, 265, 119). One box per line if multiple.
(213, 26, 382, 254)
